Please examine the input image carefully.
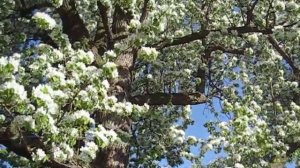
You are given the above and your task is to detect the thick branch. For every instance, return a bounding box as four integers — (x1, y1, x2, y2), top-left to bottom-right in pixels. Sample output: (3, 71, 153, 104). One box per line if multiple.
(129, 93, 207, 105)
(15, 0, 89, 43)
(97, 1, 114, 49)
(45, 160, 80, 168)
(140, 0, 149, 23)
(156, 26, 272, 50)
(267, 35, 300, 74)
(0, 129, 33, 160)
(57, 0, 89, 43)
(111, 5, 133, 34)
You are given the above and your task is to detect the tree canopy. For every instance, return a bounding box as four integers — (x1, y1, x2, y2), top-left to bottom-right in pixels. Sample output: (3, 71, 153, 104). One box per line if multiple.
(0, 0, 300, 167)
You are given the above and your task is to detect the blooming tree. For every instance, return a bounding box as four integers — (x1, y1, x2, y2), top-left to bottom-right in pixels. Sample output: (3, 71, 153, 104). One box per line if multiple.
(0, 0, 299, 168)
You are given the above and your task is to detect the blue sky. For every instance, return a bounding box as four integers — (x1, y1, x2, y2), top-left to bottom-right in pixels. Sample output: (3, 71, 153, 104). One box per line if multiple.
(181, 100, 226, 167)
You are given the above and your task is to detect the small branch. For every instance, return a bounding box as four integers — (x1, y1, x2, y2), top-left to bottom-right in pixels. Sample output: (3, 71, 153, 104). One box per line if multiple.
(155, 30, 210, 50)
(282, 21, 299, 28)
(236, 0, 246, 24)
(245, 0, 259, 26)
(264, 0, 275, 28)
(287, 142, 300, 157)
(129, 93, 207, 105)
(206, 45, 245, 55)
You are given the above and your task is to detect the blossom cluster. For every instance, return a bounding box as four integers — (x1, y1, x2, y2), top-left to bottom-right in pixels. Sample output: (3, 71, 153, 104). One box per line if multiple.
(138, 47, 159, 62)
(0, 9, 149, 167)
(32, 12, 56, 30)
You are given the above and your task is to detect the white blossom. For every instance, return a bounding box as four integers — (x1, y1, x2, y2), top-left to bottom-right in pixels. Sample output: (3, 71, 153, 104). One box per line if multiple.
(32, 149, 47, 162)
(187, 136, 197, 145)
(129, 19, 141, 29)
(102, 80, 110, 89)
(0, 115, 5, 123)
(104, 50, 117, 58)
(247, 34, 259, 44)
(53, 147, 68, 162)
(50, 0, 63, 8)
(234, 163, 244, 168)
(80, 141, 99, 163)
(146, 74, 153, 79)
(138, 47, 159, 62)
(0, 79, 27, 101)
(103, 62, 118, 78)
(33, 12, 56, 30)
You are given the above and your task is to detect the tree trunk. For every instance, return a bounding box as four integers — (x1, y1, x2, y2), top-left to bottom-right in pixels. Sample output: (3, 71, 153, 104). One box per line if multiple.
(92, 53, 133, 168)
(92, 146, 129, 168)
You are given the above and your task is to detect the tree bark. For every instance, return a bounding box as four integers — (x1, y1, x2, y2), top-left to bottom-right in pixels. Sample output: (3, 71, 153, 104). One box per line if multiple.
(92, 146, 129, 168)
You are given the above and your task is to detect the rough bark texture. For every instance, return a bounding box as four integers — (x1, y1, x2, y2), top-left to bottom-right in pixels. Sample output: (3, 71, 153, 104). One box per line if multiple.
(92, 146, 129, 168)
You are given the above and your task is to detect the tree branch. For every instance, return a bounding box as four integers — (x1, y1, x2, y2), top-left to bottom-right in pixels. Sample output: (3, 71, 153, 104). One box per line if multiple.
(155, 26, 272, 50)
(245, 0, 259, 26)
(57, 0, 89, 43)
(206, 45, 245, 55)
(267, 35, 300, 74)
(129, 93, 207, 105)
(111, 5, 133, 34)
(15, 0, 89, 43)
(227, 26, 273, 34)
(0, 129, 33, 160)
(287, 142, 300, 157)
(97, 1, 114, 50)
(139, 0, 149, 23)
(155, 30, 210, 50)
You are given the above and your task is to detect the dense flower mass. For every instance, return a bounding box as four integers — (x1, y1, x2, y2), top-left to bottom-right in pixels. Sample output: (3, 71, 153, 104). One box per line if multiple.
(0, 0, 300, 168)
